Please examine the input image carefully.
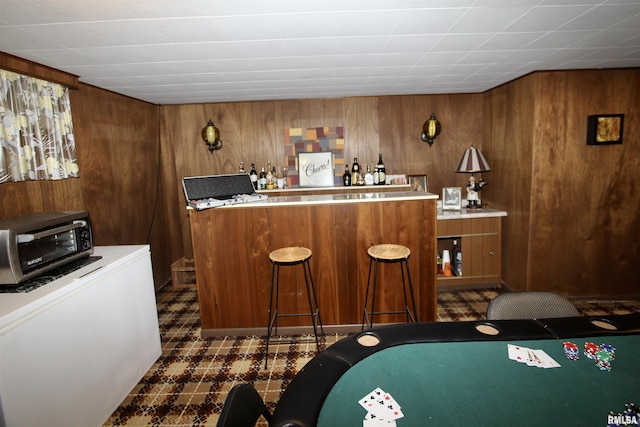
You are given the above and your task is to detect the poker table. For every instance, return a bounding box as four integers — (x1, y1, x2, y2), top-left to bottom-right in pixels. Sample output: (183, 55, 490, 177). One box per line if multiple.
(271, 313, 640, 426)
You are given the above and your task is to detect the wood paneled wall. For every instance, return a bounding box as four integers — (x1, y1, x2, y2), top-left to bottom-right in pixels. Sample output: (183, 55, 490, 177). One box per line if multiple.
(485, 69, 640, 297)
(159, 94, 483, 258)
(0, 52, 173, 289)
(3, 49, 638, 298)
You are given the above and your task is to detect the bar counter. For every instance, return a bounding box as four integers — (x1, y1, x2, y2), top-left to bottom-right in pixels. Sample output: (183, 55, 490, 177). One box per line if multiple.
(188, 191, 438, 336)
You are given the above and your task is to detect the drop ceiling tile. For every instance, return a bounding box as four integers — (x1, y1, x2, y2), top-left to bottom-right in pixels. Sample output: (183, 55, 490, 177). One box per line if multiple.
(504, 5, 596, 32)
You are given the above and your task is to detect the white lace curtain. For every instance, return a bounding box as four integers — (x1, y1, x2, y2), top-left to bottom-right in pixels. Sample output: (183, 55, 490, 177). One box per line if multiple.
(0, 69, 79, 183)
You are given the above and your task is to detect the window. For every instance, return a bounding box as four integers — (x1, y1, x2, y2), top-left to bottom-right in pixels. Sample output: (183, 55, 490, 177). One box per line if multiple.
(0, 69, 79, 183)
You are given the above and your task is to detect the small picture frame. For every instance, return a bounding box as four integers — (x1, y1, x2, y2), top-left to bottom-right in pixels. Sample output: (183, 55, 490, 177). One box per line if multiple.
(442, 187, 462, 210)
(587, 114, 624, 145)
(408, 175, 428, 192)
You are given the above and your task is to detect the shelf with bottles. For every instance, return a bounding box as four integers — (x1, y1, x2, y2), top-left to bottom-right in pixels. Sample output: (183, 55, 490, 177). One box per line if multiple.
(437, 237, 463, 278)
(436, 215, 504, 290)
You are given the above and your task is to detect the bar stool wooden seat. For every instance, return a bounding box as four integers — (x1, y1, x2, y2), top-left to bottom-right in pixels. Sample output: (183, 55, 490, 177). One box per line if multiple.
(265, 246, 323, 368)
(362, 243, 418, 330)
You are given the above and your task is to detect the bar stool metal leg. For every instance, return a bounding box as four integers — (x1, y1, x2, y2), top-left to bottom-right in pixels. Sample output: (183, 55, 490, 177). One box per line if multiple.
(362, 244, 418, 330)
(264, 247, 323, 369)
(265, 263, 279, 368)
(403, 259, 418, 323)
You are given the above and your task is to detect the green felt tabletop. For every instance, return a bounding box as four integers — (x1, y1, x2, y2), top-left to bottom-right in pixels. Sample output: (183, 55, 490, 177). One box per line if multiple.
(318, 335, 640, 426)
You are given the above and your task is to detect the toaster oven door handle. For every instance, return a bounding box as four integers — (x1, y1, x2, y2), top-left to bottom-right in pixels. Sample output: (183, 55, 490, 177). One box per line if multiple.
(17, 220, 88, 243)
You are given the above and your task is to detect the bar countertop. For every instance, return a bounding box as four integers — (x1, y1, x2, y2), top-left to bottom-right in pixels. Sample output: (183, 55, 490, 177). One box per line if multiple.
(218, 190, 439, 209)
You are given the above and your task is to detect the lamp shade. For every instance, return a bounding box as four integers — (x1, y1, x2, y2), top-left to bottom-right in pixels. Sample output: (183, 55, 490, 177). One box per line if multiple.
(455, 146, 491, 173)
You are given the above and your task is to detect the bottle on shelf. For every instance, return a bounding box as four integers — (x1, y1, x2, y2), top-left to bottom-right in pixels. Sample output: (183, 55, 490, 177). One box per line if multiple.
(239, 161, 245, 174)
(373, 165, 379, 185)
(266, 161, 275, 189)
(281, 167, 288, 189)
(436, 251, 443, 275)
(259, 166, 267, 190)
(343, 164, 351, 186)
(356, 170, 365, 186)
(364, 165, 374, 185)
(376, 153, 386, 185)
(452, 239, 462, 276)
(276, 167, 284, 189)
(249, 163, 258, 190)
(442, 250, 453, 277)
(351, 157, 360, 185)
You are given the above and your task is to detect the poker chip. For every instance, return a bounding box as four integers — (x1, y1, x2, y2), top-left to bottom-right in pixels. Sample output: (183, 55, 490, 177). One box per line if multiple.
(563, 341, 580, 360)
(595, 349, 613, 371)
(600, 343, 616, 360)
(584, 342, 600, 359)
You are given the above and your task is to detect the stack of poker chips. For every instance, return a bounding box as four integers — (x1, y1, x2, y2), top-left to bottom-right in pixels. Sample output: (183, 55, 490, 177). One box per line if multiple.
(567, 341, 616, 371)
(595, 343, 616, 371)
(600, 343, 616, 360)
(563, 342, 579, 360)
(584, 342, 600, 359)
(595, 349, 613, 371)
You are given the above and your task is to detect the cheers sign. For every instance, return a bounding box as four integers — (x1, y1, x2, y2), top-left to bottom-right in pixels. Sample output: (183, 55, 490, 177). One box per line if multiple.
(298, 152, 334, 187)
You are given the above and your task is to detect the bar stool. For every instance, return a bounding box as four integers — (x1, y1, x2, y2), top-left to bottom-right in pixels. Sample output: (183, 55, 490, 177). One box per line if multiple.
(265, 246, 323, 368)
(362, 243, 418, 330)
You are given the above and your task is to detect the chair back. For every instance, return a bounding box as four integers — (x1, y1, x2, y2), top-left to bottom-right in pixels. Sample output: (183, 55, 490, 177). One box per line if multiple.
(486, 291, 580, 320)
(216, 383, 272, 427)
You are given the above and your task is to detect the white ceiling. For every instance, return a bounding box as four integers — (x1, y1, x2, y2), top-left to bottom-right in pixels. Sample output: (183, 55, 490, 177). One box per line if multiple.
(1, 0, 639, 105)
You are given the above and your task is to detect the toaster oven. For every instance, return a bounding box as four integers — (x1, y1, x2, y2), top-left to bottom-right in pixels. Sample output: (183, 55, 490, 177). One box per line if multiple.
(0, 211, 93, 285)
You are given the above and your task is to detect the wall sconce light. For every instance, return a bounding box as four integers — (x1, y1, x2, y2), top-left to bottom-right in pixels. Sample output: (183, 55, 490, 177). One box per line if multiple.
(420, 113, 441, 146)
(201, 119, 222, 152)
(455, 146, 491, 208)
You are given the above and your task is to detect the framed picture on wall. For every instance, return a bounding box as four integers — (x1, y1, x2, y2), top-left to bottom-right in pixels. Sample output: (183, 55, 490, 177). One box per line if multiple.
(298, 152, 334, 187)
(408, 175, 428, 192)
(587, 114, 624, 145)
(442, 187, 462, 210)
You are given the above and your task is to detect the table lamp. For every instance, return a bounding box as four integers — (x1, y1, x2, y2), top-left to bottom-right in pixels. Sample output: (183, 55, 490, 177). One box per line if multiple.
(455, 146, 491, 208)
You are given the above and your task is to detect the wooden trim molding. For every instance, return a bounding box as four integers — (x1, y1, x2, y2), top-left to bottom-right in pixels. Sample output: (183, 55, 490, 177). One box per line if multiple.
(0, 51, 79, 89)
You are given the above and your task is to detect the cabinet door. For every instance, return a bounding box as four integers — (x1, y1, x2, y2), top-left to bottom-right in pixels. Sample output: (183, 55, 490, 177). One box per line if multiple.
(437, 216, 502, 289)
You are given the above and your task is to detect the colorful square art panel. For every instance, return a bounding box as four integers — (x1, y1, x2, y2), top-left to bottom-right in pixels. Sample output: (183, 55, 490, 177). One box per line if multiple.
(285, 127, 344, 187)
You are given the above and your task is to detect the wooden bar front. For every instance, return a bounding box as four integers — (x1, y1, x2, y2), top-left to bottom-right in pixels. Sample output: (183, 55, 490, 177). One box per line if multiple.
(188, 192, 437, 335)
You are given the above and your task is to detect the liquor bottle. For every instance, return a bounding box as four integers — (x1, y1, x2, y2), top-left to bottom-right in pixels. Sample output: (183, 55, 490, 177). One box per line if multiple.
(376, 153, 386, 185)
(364, 165, 374, 185)
(249, 163, 258, 189)
(356, 170, 365, 186)
(343, 164, 351, 186)
(281, 167, 288, 189)
(239, 161, 245, 174)
(266, 161, 275, 189)
(351, 157, 360, 184)
(275, 167, 284, 189)
(452, 239, 462, 276)
(259, 167, 267, 190)
(373, 165, 379, 185)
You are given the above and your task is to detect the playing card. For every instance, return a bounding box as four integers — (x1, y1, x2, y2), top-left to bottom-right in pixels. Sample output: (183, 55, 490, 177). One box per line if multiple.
(507, 344, 528, 363)
(507, 344, 561, 368)
(532, 349, 561, 368)
(359, 388, 404, 421)
(363, 418, 397, 426)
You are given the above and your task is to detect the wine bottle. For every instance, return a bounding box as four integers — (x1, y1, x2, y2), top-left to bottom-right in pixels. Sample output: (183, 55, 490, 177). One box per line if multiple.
(259, 167, 267, 190)
(351, 157, 360, 184)
(249, 163, 258, 189)
(376, 153, 386, 185)
(343, 164, 351, 186)
(452, 240, 462, 276)
(266, 161, 275, 189)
